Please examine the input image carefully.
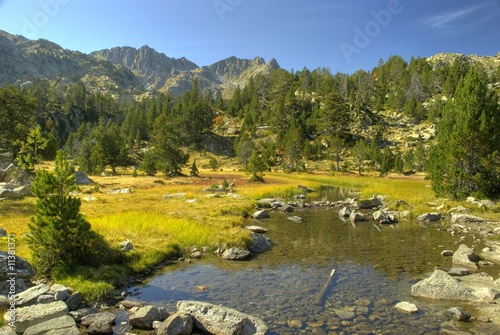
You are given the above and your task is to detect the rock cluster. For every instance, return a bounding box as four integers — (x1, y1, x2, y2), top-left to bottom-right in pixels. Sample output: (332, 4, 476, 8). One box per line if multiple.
(0, 164, 31, 200)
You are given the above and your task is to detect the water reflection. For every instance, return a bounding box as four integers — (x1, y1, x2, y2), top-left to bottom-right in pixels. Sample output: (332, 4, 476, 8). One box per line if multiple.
(127, 187, 481, 334)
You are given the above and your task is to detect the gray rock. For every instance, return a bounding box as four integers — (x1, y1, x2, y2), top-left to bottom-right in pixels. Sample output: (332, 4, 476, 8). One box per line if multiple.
(50, 284, 71, 301)
(338, 207, 351, 218)
(36, 294, 55, 304)
(411, 269, 478, 301)
(107, 188, 132, 194)
(7, 300, 69, 333)
(395, 301, 418, 314)
(244, 226, 268, 233)
(447, 206, 472, 214)
(248, 233, 272, 253)
(440, 327, 473, 335)
(120, 239, 134, 252)
(349, 211, 365, 222)
(13, 184, 31, 197)
(0, 228, 6, 237)
(372, 210, 389, 222)
(417, 212, 441, 222)
(446, 307, 471, 321)
(479, 199, 496, 208)
(65, 291, 84, 311)
(333, 308, 355, 320)
(23, 315, 76, 335)
(252, 210, 270, 219)
(0, 326, 16, 335)
(287, 216, 302, 223)
(116, 300, 145, 309)
(441, 250, 454, 257)
(0, 251, 35, 279)
(75, 171, 92, 185)
(358, 198, 382, 209)
(15, 283, 50, 306)
(163, 193, 187, 199)
(447, 268, 472, 276)
(190, 251, 202, 259)
(81, 312, 116, 327)
(0, 189, 19, 199)
(156, 311, 193, 335)
(452, 245, 480, 270)
(69, 307, 100, 322)
(177, 300, 268, 335)
(222, 247, 251, 260)
(129, 305, 169, 330)
(451, 214, 486, 223)
(87, 321, 114, 335)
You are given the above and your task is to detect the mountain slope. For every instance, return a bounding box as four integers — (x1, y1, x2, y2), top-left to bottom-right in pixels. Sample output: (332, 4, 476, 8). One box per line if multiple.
(0, 29, 281, 99)
(0, 30, 140, 96)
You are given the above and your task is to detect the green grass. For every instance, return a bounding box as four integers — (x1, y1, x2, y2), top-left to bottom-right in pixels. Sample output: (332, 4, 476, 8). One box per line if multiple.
(3, 169, 498, 302)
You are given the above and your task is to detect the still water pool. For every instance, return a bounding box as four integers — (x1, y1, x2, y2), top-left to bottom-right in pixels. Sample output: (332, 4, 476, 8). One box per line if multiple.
(125, 188, 478, 334)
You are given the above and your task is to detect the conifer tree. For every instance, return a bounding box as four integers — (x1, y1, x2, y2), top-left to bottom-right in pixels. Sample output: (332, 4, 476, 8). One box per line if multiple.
(28, 151, 95, 276)
(428, 69, 500, 198)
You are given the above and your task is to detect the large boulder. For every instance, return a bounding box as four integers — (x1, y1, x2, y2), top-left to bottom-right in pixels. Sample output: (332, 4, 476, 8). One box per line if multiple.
(177, 300, 268, 335)
(156, 311, 193, 335)
(6, 300, 69, 333)
(248, 233, 272, 253)
(452, 245, 480, 270)
(129, 305, 169, 330)
(23, 315, 77, 335)
(411, 269, 479, 301)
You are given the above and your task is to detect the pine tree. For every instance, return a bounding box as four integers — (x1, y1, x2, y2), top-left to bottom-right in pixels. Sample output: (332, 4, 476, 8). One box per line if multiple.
(15, 125, 49, 171)
(28, 151, 96, 276)
(351, 140, 369, 175)
(428, 68, 500, 198)
(190, 160, 199, 176)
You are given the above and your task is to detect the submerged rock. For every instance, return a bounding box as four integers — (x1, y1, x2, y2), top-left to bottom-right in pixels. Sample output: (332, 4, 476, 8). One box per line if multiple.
(446, 307, 471, 322)
(395, 301, 418, 314)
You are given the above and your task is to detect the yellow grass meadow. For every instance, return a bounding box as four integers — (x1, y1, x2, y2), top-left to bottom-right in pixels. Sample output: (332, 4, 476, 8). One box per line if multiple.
(1, 169, 496, 301)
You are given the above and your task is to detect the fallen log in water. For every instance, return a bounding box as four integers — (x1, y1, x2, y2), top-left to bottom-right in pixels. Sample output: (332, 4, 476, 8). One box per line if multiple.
(313, 269, 336, 305)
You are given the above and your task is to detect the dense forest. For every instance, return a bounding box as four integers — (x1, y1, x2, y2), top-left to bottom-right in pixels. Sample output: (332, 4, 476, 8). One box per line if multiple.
(1, 54, 500, 198)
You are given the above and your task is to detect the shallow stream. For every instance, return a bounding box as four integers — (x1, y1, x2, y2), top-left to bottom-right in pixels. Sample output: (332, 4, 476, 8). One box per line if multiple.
(119, 187, 487, 334)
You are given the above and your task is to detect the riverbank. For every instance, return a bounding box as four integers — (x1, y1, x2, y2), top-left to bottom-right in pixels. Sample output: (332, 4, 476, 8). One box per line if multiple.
(1, 169, 499, 303)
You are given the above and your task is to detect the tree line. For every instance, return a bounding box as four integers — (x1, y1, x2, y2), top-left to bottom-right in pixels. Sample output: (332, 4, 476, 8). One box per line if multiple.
(1, 55, 499, 199)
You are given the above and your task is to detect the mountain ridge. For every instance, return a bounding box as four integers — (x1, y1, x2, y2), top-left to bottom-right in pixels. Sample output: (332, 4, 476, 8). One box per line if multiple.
(0, 29, 280, 99)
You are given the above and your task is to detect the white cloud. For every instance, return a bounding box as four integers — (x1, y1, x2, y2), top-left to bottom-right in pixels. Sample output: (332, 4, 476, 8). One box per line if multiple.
(416, 3, 497, 34)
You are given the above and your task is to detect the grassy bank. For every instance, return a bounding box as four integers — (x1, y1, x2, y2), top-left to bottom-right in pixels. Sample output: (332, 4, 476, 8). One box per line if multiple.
(1, 169, 497, 301)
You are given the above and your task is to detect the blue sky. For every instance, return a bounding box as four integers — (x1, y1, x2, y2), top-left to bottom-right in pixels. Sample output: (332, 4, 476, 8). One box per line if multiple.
(0, 0, 499, 73)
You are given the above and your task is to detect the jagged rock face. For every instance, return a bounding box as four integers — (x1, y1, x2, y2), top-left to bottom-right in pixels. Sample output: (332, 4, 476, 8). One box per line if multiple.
(91, 45, 198, 90)
(0, 29, 281, 98)
(0, 30, 139, 94)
